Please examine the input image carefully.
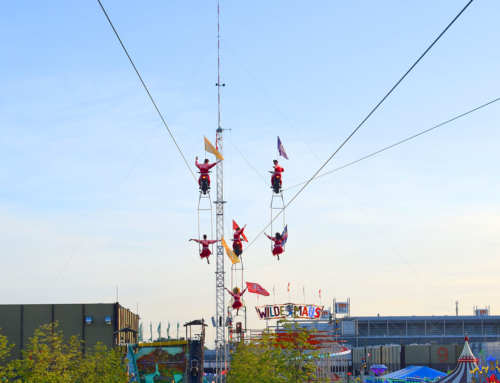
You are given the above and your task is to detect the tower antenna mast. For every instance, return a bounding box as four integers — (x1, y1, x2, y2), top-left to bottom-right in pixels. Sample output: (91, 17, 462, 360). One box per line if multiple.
(214, 1, 227, 381)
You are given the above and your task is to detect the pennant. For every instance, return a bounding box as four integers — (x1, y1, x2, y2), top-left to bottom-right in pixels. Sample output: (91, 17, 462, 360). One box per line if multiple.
(221, 236, 240, 264)
(205, 136, 224, 161)
(232, 220, 248, 242)
(287, 282, 290, 292)
(319, 289, 322, 299)
(157, 322, 161, 341)
(281, 225, 288, 246)
(278, 136, 289, 160)
(150, 322, 152, 342)
(167, 322, 171, 340)
(246, 282, 270, 296)
(177, 322, 179, 339)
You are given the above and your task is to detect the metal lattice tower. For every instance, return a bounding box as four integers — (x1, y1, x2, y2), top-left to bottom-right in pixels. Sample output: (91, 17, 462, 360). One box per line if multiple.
(214, 1, 227, 380)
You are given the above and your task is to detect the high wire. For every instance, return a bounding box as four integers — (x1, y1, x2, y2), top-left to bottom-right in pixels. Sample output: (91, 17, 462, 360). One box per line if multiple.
(242, 0, 474, 254)
(97, 0, 197, 182)
(38, 25, 216, 304)
(284, 96, 500, 191)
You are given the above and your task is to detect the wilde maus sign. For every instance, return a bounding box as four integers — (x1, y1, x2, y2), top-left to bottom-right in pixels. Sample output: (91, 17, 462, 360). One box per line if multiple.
(255, 303, 324, 320)
(335, 302, 348, 314)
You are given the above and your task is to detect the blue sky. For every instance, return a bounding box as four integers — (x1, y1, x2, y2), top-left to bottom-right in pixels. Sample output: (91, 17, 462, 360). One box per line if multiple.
(1, 0, 499, 346)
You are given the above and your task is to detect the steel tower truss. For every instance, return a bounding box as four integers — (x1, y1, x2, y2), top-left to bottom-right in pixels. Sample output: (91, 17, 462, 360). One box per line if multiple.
(214, 1, 227, 379)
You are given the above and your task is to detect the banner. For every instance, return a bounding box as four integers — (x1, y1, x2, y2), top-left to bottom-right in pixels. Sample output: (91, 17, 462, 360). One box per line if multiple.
(204, 136, 224, 161)
(335, 302, 348, 314)
(246, 282, 269, 296)
(255, 303, 324, 320)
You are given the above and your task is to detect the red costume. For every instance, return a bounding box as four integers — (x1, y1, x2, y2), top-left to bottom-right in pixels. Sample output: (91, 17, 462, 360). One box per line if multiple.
(271, 165, 284, 186)
(265, 233, 288, 256)
(196, 160, 218, 186)
(233, 227, 245, 253)
(226, 288, 247, 310)
(191, 239, 218, 259)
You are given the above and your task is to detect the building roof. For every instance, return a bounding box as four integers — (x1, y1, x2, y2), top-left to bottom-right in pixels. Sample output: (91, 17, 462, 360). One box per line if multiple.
(384, 366, 446, 380)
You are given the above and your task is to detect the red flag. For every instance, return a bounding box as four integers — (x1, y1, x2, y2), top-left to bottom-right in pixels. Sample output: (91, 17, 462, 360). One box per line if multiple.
(232, 220, 248, 242)
(287, 282, 290, 292)
(246, 282, 269, 296)
(319, 289, 321, 298)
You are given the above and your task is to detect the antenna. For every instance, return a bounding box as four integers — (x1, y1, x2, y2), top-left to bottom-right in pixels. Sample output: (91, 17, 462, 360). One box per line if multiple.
(214, 1, 227, 381)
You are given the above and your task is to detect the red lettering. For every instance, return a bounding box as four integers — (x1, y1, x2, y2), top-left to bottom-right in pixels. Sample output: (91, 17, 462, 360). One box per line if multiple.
(314, 307, 322, 318)
(437, 347, 448, 362)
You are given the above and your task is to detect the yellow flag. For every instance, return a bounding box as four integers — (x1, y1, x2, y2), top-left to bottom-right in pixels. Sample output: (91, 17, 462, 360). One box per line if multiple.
(204, 136, 224, 161)
(221, 236, 240, 264)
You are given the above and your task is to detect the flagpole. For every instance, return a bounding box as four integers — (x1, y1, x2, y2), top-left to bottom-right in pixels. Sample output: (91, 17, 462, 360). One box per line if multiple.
(288, 281, 290, 302)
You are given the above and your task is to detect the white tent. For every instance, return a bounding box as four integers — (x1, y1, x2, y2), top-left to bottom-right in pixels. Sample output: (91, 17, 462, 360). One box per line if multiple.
(435, 335, 479, 383)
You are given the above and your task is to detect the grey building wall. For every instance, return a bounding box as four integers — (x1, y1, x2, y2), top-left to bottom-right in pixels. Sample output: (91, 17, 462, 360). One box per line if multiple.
(0, 303, 123, 363)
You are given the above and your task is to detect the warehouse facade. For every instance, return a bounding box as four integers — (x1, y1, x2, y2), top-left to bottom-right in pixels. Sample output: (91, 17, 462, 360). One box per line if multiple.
(0, 303, 139, 362)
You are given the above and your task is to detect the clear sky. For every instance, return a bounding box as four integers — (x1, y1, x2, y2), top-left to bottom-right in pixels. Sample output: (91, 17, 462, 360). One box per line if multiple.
(1, 0, 499, 347)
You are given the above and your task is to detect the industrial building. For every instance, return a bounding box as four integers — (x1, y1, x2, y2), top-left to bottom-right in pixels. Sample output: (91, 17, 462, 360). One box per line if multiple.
(298, 314, 500, 346)
(0, 302, 139, 362)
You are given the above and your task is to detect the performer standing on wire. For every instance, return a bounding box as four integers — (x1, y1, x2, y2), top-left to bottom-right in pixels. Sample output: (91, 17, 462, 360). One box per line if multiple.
(265, 231, 288, 260)
(233, 224, 246, 257)
(271, 160, 284, 186)
(225, 287, 247, 315)
(195, 156, 220, 188)
(189, 235, 219, 264)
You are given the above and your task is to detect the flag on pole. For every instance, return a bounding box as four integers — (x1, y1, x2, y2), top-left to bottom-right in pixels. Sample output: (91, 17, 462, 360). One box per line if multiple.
(221, 236, 240, 264)
(157, 322, 161, 341)
(273, 285, 275, 295)
(167, 322, 171, 340)
(319, 289, 322, 298)
(281, 225, 288, 246)
(150, 322, 152, 342)
(287, 282, 290, 292)
(303, 286, 305, 295)
(139, 323, 143, 342)
(204, 136, 224, 161)
(177, 322, 179, 340)
(246, 282, 270, 296)
(278, 136, 289, 160)
(232, 220, 248, 242)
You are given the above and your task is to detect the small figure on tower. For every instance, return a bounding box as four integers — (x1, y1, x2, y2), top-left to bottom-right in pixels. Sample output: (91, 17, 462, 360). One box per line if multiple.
(265, 231, 288, 260)
(195, 156, 221, 194)
(271, 160, 284, 193)
(189, 235, 219, 264)
(233, 224, 246, 257)
(225, 286, 247, 316)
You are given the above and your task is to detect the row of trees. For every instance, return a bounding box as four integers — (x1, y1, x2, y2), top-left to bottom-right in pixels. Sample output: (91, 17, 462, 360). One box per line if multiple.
(0, 323, 129, 382)
(226, 320, 331, 383)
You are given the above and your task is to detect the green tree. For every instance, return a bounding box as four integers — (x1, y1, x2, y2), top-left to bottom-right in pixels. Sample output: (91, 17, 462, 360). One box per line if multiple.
(10, 322, 128, 383)
(227, 320, 329, 383)
(0, 327, 16, 381)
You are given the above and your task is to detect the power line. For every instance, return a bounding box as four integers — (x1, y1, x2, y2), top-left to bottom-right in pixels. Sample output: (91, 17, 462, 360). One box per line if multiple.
(221, 38, 318, 158)
(243, 0, 474, 254)
(97, 0, 196, 182)
(285, 96, 500, 191)
(39, 31, 216, 304)
(221, 122, 268, 185)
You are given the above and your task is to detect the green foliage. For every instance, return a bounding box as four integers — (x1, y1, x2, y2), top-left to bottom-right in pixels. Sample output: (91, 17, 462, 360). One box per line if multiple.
(0, 323, 128, 383)
(227, 320, 329, 383)
(0, 328, 16, 381)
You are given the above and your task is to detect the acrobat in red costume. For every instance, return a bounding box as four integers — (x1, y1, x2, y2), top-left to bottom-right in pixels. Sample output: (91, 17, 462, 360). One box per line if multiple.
(271, 160, 284, 186)
(195, 156, 220, 187)
(233, 224, 246, 257)
(225, 286, 247, 315)
(265, 231, 288, 260)
(189, 235, 219, 264)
